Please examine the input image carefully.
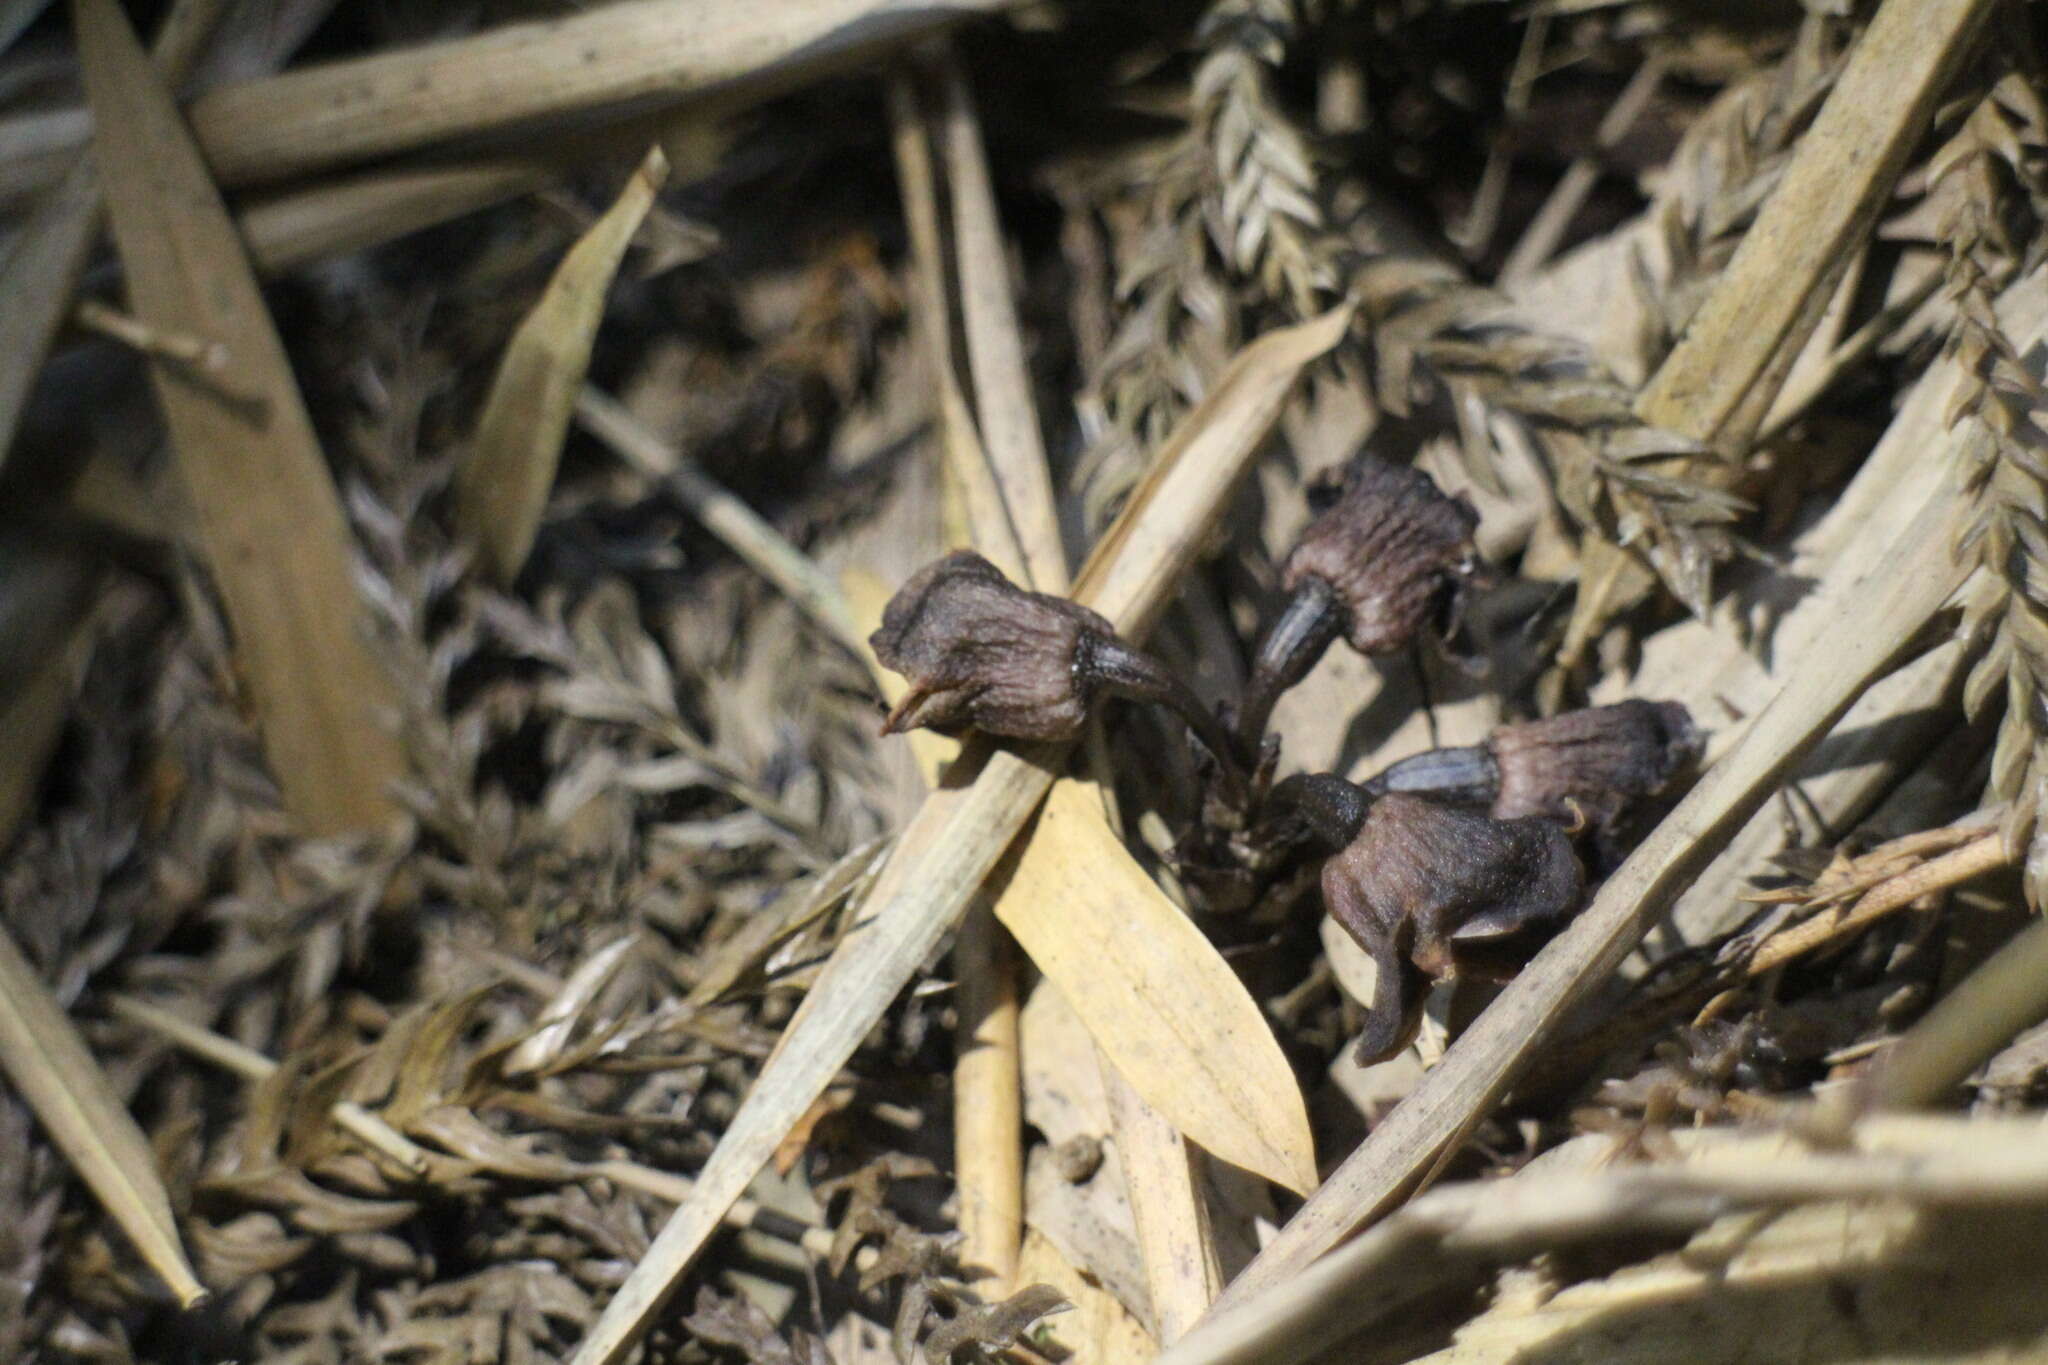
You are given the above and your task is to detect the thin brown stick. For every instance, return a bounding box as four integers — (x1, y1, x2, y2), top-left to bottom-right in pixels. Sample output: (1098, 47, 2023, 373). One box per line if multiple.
(1747, 830, 2011, 976)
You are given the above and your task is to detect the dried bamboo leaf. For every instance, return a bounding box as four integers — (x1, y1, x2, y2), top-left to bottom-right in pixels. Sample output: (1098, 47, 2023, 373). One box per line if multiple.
(991, 778, 1315, 1195)
(0, 0, 231, 474)
(564, 305, 1350, 1365)
(74, 0, 403, 836)
(454, 146, 668, 585)
(936, 52, 1064, 594)
(1209, 456, 1980, 1314)
(1636, 0, 1999, 448)
(0, 926, 205, 1306)
(183, 0, 1033, 189)
(1098, 1056, 1222, 1344)
(1165, 1117, 2048, 1365)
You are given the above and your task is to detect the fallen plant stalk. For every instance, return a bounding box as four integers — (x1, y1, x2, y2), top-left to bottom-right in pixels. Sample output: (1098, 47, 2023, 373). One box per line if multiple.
(1161, 1115, 2048, 1365)
(182, 0, 1034, 188)
(1747, 827, 2012, 976)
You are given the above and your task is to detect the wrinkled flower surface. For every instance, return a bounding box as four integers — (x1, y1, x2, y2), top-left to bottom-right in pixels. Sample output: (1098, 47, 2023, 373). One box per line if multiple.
(1490, 699, 1702, 826)
(869, 550, 1112, 741)
(1282, 458, 1480, 656)
(1321, 791, 1583, 1062)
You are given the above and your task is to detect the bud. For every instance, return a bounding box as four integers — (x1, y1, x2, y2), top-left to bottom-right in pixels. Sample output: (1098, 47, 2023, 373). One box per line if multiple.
(1488, 699, 1702, 827)
(1282, 457, 1482, 657)
(1363, 699, 1703, 834)
(1235, 458, 1483, 759)
(870, 550, 1111, 741)
(871, 552, 1248, 797)
(1321, 792, 1583, 1063)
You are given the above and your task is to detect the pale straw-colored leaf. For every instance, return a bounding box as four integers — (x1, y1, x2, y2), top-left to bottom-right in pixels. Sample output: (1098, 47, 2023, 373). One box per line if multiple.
(75, 0, 402, 836)
(991, 776, 1317, 1195)
(0, 928, 205, 1306)
(454, 146, 667, 584)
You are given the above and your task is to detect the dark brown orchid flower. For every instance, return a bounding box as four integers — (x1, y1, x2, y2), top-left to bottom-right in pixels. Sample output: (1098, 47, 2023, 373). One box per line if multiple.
(871, 550, 1108, 741)
(871, 551, 1244, 789)
(1236, 458, 1483, 758)
(1268, 777, 1583, 1064)
(1366, 699, 1703, 832)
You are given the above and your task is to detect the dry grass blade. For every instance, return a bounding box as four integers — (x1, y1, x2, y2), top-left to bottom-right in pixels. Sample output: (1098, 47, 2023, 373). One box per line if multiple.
(74, 0, 403, 836)
(0, 929, 205, 1307)
(240, 157, 557, 278)
(935, 50, 1065, 593)
(1209, 476, 1979, 1313)
(564, 305, 1349, 1365)
(0, 0, 230, 472)
(991, 778, 1316, 1195)
(1162, 1116, 2048, 1365)
(1099, 1049, 1222, 1343)
(885, 71, 1026, 582)
(455, 147, 668, 585)
(1636, 0, 1998, 448)
(182, 0, 1033, 189)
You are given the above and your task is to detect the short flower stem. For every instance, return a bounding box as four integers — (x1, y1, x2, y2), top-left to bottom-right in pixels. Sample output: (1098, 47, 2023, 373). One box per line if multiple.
(1081, 633, 1250, 806)
(1363, 743, 1499, 807)
(1264, 772, 1372, 849)
(1235, 577, 1343, 764)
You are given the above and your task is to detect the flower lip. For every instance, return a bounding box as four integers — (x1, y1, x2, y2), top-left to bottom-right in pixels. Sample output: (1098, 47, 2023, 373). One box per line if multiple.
(1319, 791, 1584, 1063)
(1281, 457, 1483, 658)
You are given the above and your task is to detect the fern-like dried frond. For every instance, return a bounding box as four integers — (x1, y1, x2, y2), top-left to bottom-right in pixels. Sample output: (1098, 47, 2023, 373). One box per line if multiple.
(1937, 71, 2048, 905)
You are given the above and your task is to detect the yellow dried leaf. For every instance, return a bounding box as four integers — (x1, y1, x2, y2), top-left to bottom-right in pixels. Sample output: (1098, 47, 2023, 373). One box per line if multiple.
(0, 924, 205, 1305)
(75, 0, 403, 836)
(992, 779, 1316, 1195)
(455, 145, 668, 583)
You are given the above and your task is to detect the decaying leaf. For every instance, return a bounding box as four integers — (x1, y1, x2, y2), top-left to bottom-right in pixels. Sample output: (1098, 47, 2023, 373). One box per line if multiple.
(76, 0, 404, 836)
(456, 145, 669, 583)
(992, 778, 1316, 1194)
